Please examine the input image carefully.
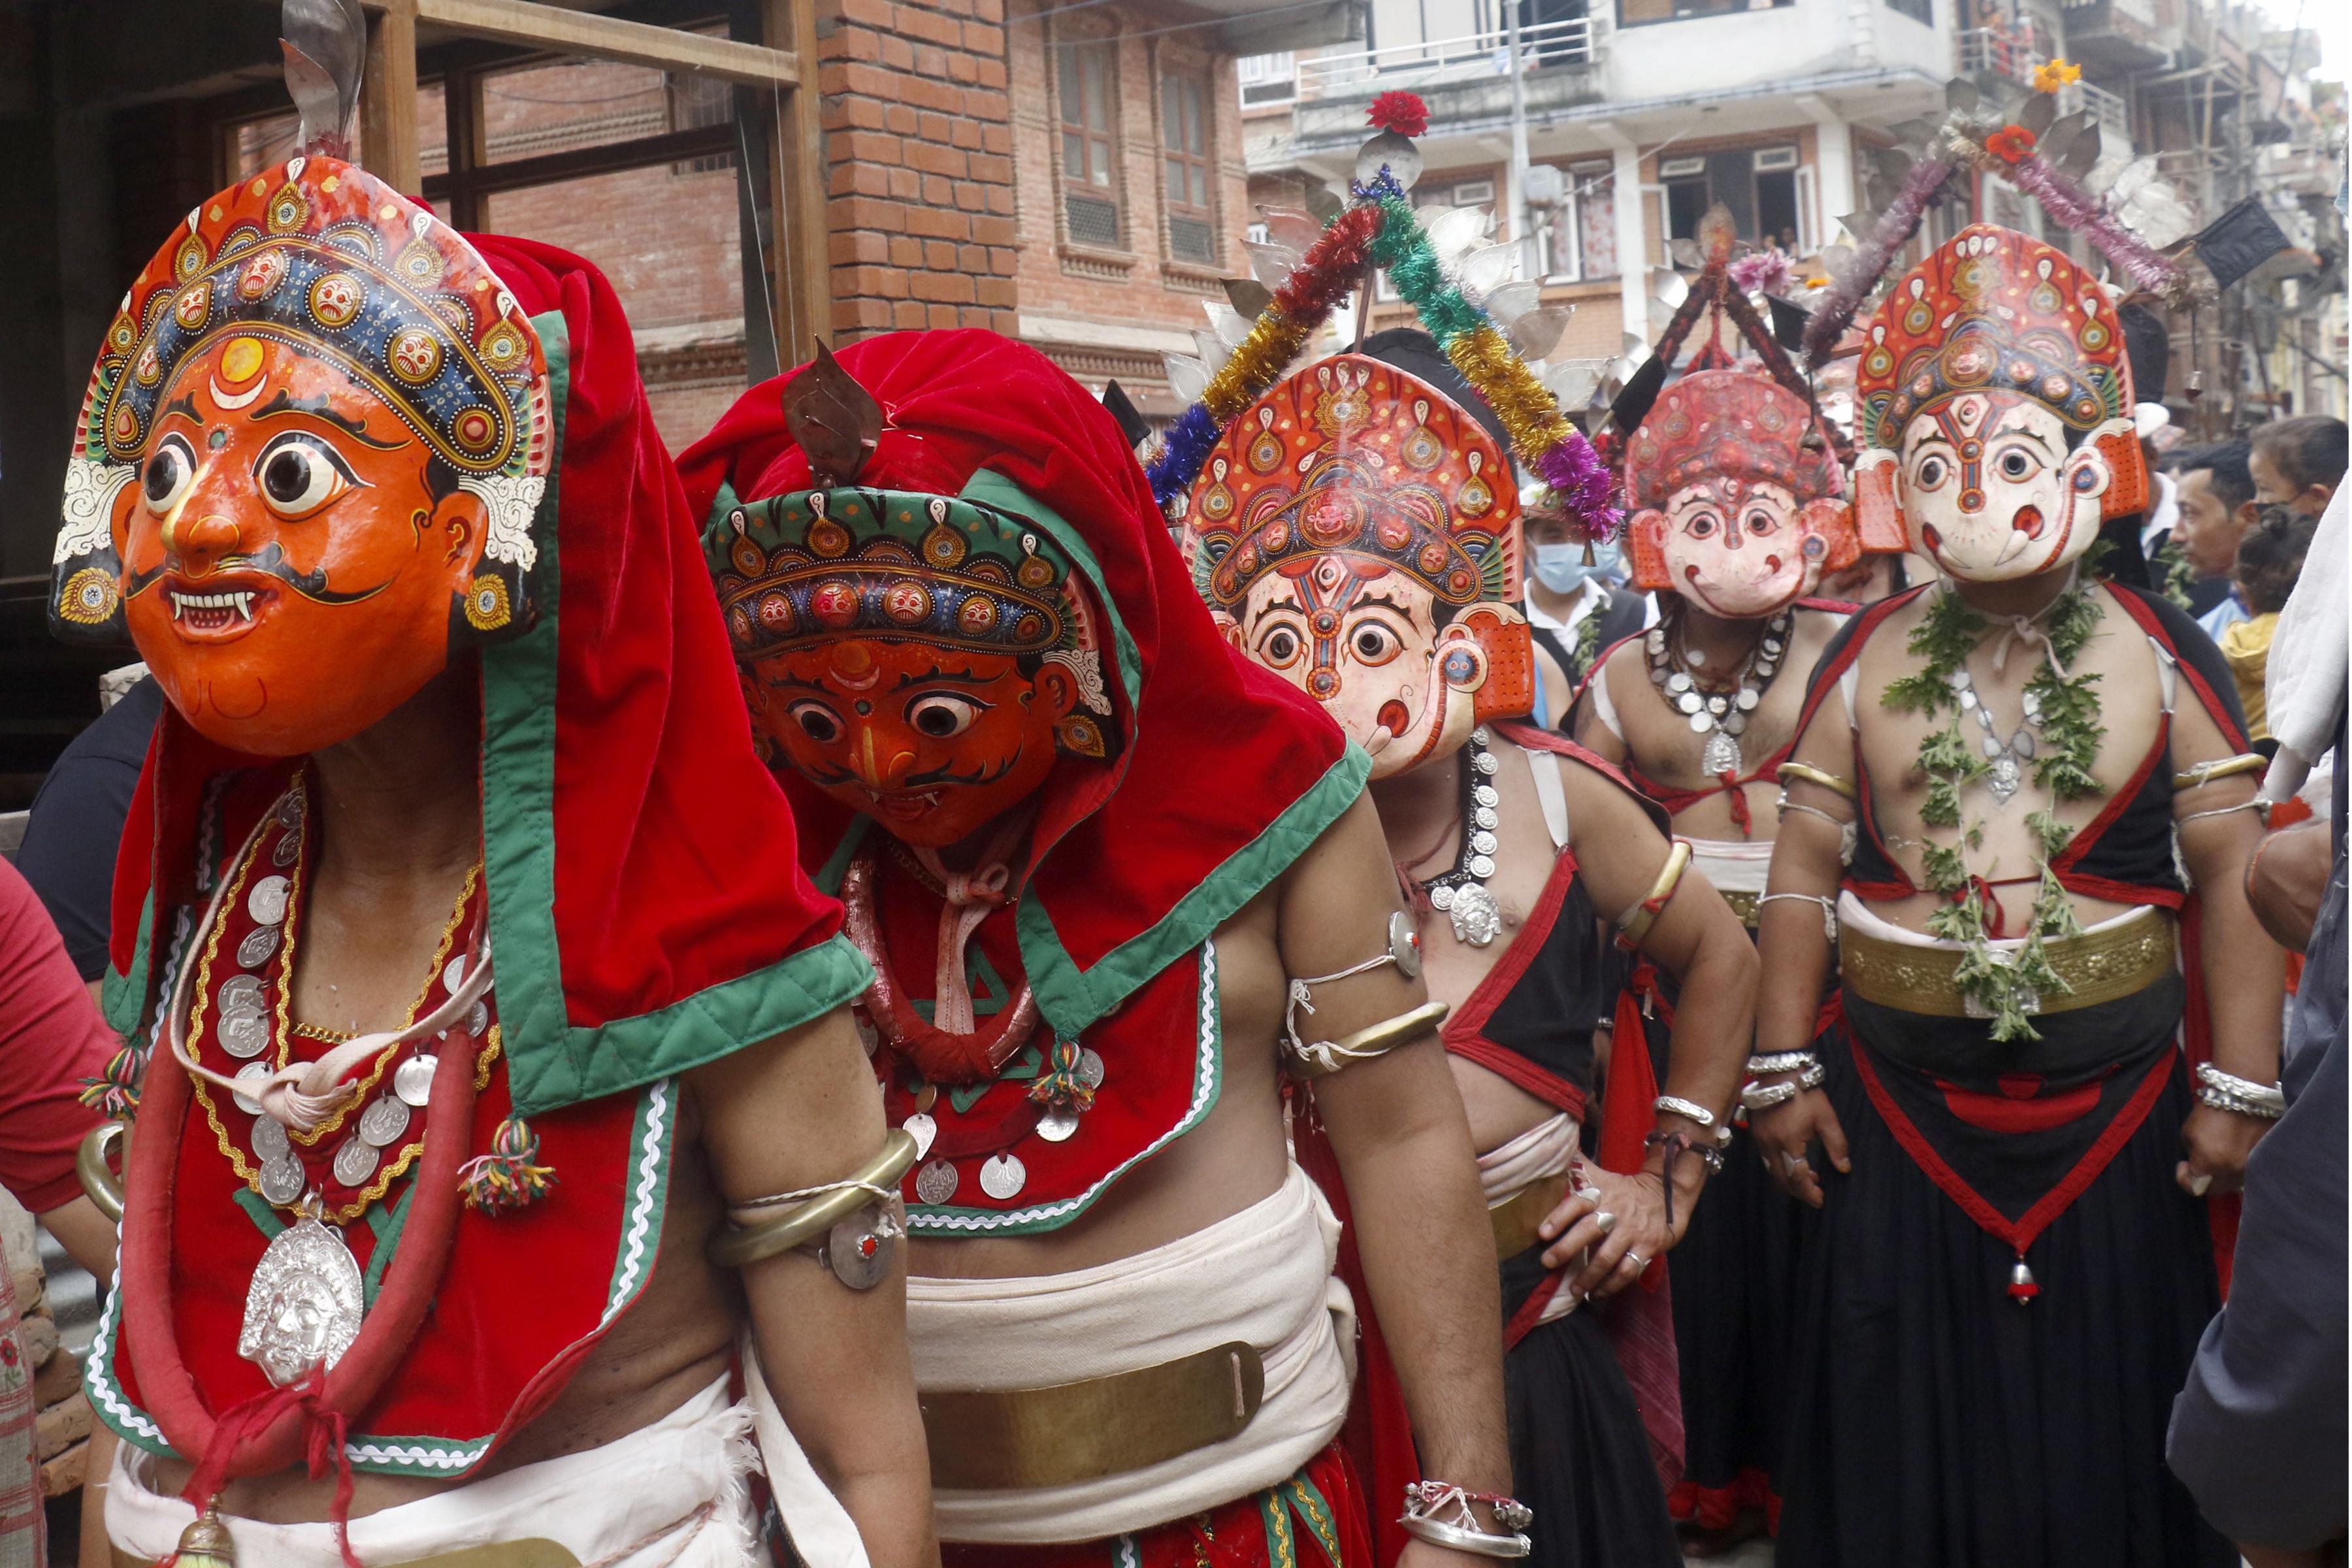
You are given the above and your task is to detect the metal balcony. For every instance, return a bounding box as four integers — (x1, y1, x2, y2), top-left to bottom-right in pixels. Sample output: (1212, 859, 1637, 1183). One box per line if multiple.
(1294, 17, 1599, 101)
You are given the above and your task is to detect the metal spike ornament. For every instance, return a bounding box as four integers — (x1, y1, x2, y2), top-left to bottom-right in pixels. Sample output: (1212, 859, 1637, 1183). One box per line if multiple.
(281, 0, 367, 158)
(784, 342, 885, 487)
(1143, 90, 1622, 546)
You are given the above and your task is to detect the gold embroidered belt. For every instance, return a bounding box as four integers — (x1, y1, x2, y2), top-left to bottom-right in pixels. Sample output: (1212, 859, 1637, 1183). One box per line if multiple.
(1839, 906, 2177, 1019)
(1719, 889, 1760, 928)
(117, 1546, 580, 1568)
(1489, 1171, 1570, 1262)
(921, 1340, 1266, 1490)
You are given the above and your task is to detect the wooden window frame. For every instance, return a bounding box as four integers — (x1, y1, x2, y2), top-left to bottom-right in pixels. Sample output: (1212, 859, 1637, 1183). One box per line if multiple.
(1053, 27, 1126, 255)
(1158, 62, 1215, 265)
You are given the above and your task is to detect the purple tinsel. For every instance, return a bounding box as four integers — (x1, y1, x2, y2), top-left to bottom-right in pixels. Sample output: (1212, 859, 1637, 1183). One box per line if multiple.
(1802, 155, 1953, 368)
(1535, 432, 1624, 542)
(2007, 154, 2187, 297)
(1146, 400, 1224, 506)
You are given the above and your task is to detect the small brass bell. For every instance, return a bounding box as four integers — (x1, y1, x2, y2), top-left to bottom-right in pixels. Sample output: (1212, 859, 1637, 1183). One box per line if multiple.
(169, 1506, 237, 1567)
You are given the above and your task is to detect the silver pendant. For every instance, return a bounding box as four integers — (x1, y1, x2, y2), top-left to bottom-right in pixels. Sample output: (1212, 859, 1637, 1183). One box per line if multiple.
(442, 956, 466, 995)
(220, 1011, 270, 1060)
(1467, 853, 1496, 879)
(1428, 884, 1456, 912)
(272, 832, 300, 868)
(1735, 686, 1760, 711)
(823, 1209, 898, 1290)
(1688, 710, 1714, 734)
(393, 1053, 437, 1107)
(358, 1097, 411, 1148)
(219, 975, 263, 1015)
(331, 1136, 379, 1188)
(1469, 829, 1498, 856)
(1387, 910, 1422, 981)
(1701, 730, 1744, 778)
(1473, 806, 1499, 830)
(465, 1000, 489, 1039)
(1987, 755, 2023, 803)
(1473, 785, 1499, 809)
(252, 1115, 289, 1163)
(1676, 690, 1704, 714)
(979, 1152, 1026, 1200)
(239, 1217, 363, 1388)
(1473, 749, 1499, 776)
(1036, 1103, 1081, 1143)
(258, 1153, 307, 1206)
(247, 875, 291, 927)
(276, 789, 307, 829)
(233, 1062, 271, 1115)
(1075, 1047, 1106, 1090)
(914, 1158, 960, 1205)
(239, 924, 282, 970)
(902, 1111, 937, 1159)
(1448, 882, 1504, 947)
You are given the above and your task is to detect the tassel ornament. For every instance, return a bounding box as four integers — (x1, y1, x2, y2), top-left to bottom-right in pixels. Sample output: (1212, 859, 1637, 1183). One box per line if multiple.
(80, 1041, 148, 1119)
(457, 1117, 557, 1215)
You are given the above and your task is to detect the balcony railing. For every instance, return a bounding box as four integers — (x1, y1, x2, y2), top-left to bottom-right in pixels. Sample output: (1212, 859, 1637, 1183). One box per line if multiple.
(1294, 18, 1597, 99)
(1954, 29, 2132, 148)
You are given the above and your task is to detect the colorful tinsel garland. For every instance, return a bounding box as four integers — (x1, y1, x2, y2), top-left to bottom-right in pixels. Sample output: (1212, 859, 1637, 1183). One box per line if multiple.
(1145, 176, 1620, 540)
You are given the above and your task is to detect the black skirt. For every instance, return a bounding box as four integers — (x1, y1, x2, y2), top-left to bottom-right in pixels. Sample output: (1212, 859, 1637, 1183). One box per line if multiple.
(1774, 1036, 2234, 1568)
(1501, 1244, 1682, 1568)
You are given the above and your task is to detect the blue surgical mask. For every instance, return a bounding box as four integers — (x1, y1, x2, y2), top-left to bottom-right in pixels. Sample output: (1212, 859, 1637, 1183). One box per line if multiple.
(1531, 541, 1618, 595)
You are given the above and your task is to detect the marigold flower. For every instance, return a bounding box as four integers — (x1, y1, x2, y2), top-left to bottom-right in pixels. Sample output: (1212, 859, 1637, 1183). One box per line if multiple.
(1367, 91, 1431, 139)
(2032, 58, 2082, 92)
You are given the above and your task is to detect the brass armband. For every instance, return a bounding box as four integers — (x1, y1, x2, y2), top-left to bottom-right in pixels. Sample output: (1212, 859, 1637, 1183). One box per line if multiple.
(1286, 1000, 1450, 1079)
(2174, 753, 2266, 792)
(1776, 762, 1858, 801)
(709, 1128, 921, 1277)
(78, 1122, 126, 1224)
(1615, 840, 1693, 950)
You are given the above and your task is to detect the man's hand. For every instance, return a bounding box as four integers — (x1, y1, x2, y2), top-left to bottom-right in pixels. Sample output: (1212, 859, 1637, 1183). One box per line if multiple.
(2176, 1100, 2267, 1198)
(1752, 1087, 1852, 1207)
(1535, 1164, 1689, 1299)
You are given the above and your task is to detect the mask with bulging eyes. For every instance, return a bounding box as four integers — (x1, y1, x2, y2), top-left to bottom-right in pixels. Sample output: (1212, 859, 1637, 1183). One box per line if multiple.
(1884, 391, 2114, 581)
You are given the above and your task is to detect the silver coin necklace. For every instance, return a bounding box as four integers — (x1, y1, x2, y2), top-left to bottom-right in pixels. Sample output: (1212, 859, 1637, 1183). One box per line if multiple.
(1647, 605, 1794, 780)
(1422, 726, 1504, 947)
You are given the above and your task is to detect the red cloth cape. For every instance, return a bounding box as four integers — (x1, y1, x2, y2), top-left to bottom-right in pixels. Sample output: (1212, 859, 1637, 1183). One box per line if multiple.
(676, 329, 1362, 1035)
(104, 236, 866, 1118)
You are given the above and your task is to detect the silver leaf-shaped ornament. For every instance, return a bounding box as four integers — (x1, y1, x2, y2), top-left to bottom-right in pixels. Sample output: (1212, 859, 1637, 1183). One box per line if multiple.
(1512, 304, 1575, 361)
(1244, 239, 1305, 291)
(1256, 206, 1323, 253)
(1203, 298, 1252, 349)
(1164, 353, 1211, 406)
(1423, 206, 1489, 267)
(1191, 328, 1233, 379)
(1483, 278, 1541, 327)
(2059, 123, 2102, 180)
(1224, 278, 1273, 320)
(1946, 76, 1980, 114)
(1669, 237, 1705, 270)
(1460, 243, 1516, 295)
(1356, 129, 1423, 191)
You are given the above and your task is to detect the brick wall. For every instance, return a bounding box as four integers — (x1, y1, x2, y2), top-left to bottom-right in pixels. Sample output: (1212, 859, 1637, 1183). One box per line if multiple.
(813, 0, 1019, 342)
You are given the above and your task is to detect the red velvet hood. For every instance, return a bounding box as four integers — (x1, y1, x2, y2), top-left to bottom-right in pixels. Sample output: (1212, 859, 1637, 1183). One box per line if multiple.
(103, 237, 869, 1117)
(678, 329, 1365, 1034)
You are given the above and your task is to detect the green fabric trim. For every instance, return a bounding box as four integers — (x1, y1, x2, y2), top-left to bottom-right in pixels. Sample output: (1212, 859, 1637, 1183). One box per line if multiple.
(361, 1185, 416, 1308)
(811, 813, 872, 898)
(1016, 743, 1370, 1037)
(231, 1188, 289, 1243)
(476, 314, 873, 1116)
(84, 1279, 176, 1459)
(702, 478, 742, 542)
(103, 894, 154, 1036)
(956, 469, 1145, 713)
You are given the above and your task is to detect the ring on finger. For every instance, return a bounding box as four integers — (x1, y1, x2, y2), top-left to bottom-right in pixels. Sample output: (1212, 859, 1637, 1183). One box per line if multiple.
(1782, 1151, 1808, 1173)
(1622, 1252, 1646, 1271)
(1594, 1211, 1618, 1235)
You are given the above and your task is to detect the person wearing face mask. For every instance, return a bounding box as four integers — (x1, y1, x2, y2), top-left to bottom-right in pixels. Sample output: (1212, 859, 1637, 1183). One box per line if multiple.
(1567, 367, 1875, 1553)
(1524, 493, 1653, 728)
(1756, 225, 2279, 1568)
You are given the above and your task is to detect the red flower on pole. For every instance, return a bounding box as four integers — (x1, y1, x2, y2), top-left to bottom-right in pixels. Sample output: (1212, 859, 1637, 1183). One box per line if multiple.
(1367, 91, 1431, 139)
(1985, 125, 2038, 165)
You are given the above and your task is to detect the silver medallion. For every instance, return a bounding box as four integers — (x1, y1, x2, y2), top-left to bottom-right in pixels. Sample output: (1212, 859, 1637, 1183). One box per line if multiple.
(219, 1011, 270, 1060)
(1429, 884, 1456, 911)
(1676, 690, 1704, 715)
(465, 1000, 489, 1039)
(1468, 853, 1496, 879)
(252, 1114, 289, 1163)
(358, 1097, 411, 1148)
(1688, 710, 1714, 734)
(823, 1207, 898, 1290)
(1448, 882, 1505, 947)
(1706, 694, 1729, 716)
(239, 1217, 361, 1388)
(1474, 805, 1499, 831)
(979, 1152, 1026, 1200)
(1036, 1103, 1081, 1142)
(1473, 749, 1499, 776)
(1470, 830, 1499, 856)
(276, 789, 307, 829)
(393, 1053, 438, 1107)
(258, 1152, 307, 1206)
(1701, 730, 1744, 778)
(246, 875, 291, 927)
(238, 924, 282, 970)
(331, 1136, 380, 1188)
(233, 1062, 272, 1115)
(902, 1111, 938, 1160)
(1735, 687, 1761, 711)
(219, 975, 263, 1015)
(272, 832, 300, 869)
(442, 955, 466, 996)
(1987, 756, 2022, 804)
(1473, 784, 1499, 809)
(1471, 725, 1491, 746)
(914, 1158, 960, 1205)
(1387, 909, 1422, 981)
(1666, 671, 1692, 694)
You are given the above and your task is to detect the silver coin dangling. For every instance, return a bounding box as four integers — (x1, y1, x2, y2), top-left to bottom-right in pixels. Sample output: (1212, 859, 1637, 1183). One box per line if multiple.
(218, 975, 263, 1015)
(331, 1136, 379, 1188)
(246, 875, 291, 927)
(358, 1097, 411, 1149)
(232, 1062, 272, 1116)
(979, 1152, 1026, 1201)
(238, 924, 282, 971)
(273, 831, 300, 868)
(1036, 1103, 1081, 1143)
(393, 1053, 437, 1107)
(219, 1011, 270, 1060)
(252, 1113, 289, 1163)
(914, 1158, 960, 1205)
(1074, 1047, 1106, 1091)
(258, 1153, 306, 1207)
(902, 1111, 938, 1159)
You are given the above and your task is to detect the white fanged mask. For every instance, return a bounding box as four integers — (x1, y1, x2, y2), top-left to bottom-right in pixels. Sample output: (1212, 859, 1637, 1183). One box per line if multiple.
(1655, 478, 1833, 617)
(1895, 392, 2114, 582)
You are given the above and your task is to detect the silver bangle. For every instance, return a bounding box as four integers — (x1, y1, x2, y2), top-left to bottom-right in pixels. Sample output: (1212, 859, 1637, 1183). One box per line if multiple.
(1654, 1094, 1718, 1128)
(2195, 1062, 2285, 1120)
(1747, 1050, 1819, 1077)
(1742, 1079, 1801, 1112)
(1399, 1483, 1533, 1558)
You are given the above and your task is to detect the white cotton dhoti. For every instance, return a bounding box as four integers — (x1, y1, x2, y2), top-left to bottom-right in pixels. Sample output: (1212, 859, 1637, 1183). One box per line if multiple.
(105, 1376, 760, 1567)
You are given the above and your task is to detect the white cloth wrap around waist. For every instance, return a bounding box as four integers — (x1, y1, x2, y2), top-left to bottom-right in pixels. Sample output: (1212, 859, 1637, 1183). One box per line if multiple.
(1479, 1112, 1584, 1327)
(1688, 836, 1774, 894)
(908, 1162, 1357, 1544)
(106, 1375, 760, 1567)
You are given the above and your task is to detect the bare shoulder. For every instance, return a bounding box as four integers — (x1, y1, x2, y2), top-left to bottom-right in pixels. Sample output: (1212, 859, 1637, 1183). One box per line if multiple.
(685, 1005, 887, 1198)
(1274, 789, 1413, 970)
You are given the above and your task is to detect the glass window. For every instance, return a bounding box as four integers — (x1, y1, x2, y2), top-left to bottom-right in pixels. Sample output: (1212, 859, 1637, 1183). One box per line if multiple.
(1058, 39, 1122, 248)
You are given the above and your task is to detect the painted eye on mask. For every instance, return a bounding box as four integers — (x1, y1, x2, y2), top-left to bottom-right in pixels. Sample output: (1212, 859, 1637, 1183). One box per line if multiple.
(1256, 625, 1305, 668)
(1992, 446, 2040, 482)
(254, 432, 364, 519)
(1348, 621, 1403, 666)
(907, 692, 987, 739)
(1914, 455, 1951, 490)
(142, 435, 198, 516)
(787, 699, 844, 743)
(1746, 509, 1778, 536)
(1684, 514, 1719, 540)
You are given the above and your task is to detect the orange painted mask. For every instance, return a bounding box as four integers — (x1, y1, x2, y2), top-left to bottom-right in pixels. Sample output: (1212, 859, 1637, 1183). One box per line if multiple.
(52, 155, 551, 757)
(708, 487, 1121, 849)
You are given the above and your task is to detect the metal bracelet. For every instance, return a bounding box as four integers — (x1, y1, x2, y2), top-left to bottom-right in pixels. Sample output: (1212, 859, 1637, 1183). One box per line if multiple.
(1286, 1000, 1450, 1079)
(1653, 1094, 1717, 1128)
(2195, 1063, 2285, 1120)
(710, 1128, 921, 1273)
(1399, 1483, 1533, 1559)
(1741, 1079, 1801, 1113)
(1776, 762, 1859, 800)
(2174, 753, 2267, 792)
(1746, 1050, 1820, 1077)
(77, 1122, 127, 1226)
(1616, 840, 1693, 950)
